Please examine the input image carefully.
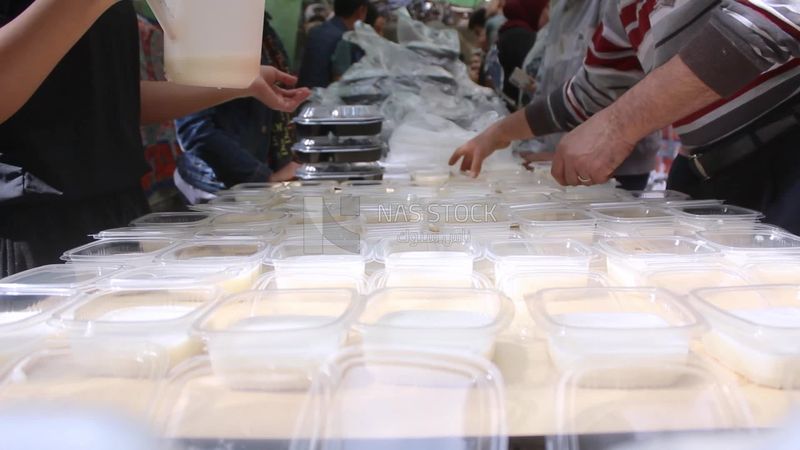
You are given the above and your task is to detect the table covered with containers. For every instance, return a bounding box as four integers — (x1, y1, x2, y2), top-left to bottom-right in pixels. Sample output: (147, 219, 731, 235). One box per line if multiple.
(1, 107, 799, 449)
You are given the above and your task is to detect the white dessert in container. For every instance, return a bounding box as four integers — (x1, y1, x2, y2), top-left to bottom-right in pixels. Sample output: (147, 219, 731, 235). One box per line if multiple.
(692, 285, 800, 389)
(61, 239, 177, 266)
(637, 265, 750, 296)
(742, 257, 800, 284)
(356, 288, 513, 358)
(0, 288, 74, 364)
(50, 287, 218, 370)
(597, 237, 722, 286)
(194, 289, 361, 389)
(256, 272, 367, 293)
(270, 239, 368, 282)
(374, 236, 482, 275)
(669, 204, 763, 231)
(697, 229, 800, 266)
(368, 269, 491, 291)
(486, 239, 593, 283)
(590, 205, 676, 235)
(528, 288, 705, 387)
(512, 208, 597, 245)
(158, 240, 270, 291)
(129, 212, 213, 228)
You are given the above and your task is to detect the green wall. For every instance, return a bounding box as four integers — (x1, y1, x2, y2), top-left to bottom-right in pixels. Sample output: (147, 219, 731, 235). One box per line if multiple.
(266, 0, 303, 68)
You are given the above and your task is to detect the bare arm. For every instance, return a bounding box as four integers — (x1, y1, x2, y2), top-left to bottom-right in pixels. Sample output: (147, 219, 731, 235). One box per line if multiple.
(447, 108, 532, 175)
(0, 0, 116, 124)
(550, 55, 721, 185)
(141, 66, 312, 125)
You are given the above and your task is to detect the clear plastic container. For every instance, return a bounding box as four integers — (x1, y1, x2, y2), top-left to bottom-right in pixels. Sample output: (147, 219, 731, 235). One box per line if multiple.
(154, 357, 326, 442)
(192, 192, 279, 213)
(497, 192, 553, 210)
(61, 239, 177, 266)
(550, 361, 751, 446)
(51, 287, 218, 369)
(368, 270, 491, 291)
(637, 265, 751, 296)
(410, 168, 450, 186)
(255, 272, 368, 293)
(194, 289, 361, 389)
(670, 204, 763, 230)
(512, 208, 597, 245)
(193, 227, 284, 243)
(697, 229, 800, 265)
(157, 240, 270, 291)
(528, 288, 705, 386)
(0, 345, 167, 420)
(628, 190, 691, 202)
(103, 265, 259, 294)
(0, 264, 117, 295)
(590, 205, 676, 234)
(485, 239, 594, 283)
(229, 181, 287, 192)
(293, 105, 383, 138)
(92, 227, 191, 241)
(597, 237, 722, 286)
(550, 188, 631, 204)
(692, 285, 800, 389)
(129, 212, 213, 228)
(306, 347, 507, 447)
(270, 240, 369, 279)
(742, 257, 800, 284)
(208, 211, 289, 231)
(623, 221, 704, 238)
(0, 288, 74, 364)
(373, 235, 482, 275)
(356, 288, 514, 358)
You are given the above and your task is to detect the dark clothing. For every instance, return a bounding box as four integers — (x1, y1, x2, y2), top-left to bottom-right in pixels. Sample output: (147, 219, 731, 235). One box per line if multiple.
(0, 189, 149, 278)
(174, 18, 295, 192)
(0, 1, 147, 203)
(0, 1, 149, 276)
(667, 125, 800, 235)
(615, 174, 650, 192)
(298, 17, 348, 88)
(497, 27, 536, 107)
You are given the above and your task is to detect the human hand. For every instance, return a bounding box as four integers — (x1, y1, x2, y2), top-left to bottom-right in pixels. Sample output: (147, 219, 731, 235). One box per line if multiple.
(249, 66, 311, 113)
(269, 161, 301, 182)
(551, 109, 636, 186)
(448, 125, 510, 177)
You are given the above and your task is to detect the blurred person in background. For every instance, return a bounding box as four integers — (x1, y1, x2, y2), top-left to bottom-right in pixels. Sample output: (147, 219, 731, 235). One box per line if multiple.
(298, 0, 369, 88)
(496, 0, 548, 110)
(484, 0, 505, 49)
(450, 0, 800, 234)
(174, 13, 302, 203)
(467, 7, 488, 85)
(332, 3, 386, 80)
(516, 0, 659, 191)
(0, 0, 309, 276)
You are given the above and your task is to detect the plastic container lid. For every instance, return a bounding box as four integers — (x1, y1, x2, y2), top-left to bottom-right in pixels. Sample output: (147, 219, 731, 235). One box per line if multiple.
(550, 188, 631, 204)
(742, 257, 800, 284)
(0, 264, 118, 295)
(638, 265, 751, 296)
(158, 240, 270, 266)
(192, 192, 278, 213)
(92, 227, 191, 241)
(229, 181, 287, 191)
(368, 270, 492, 291)
(293, 105, 383, 125)
(154, 356, 327, 443)
(498, 192, 553, 209)
(628, 190, 691, 202)
(208, 211, 289, 231)
(256, 272, 368, 293)
(692, 285, 800, 389)
(0, 346, 168, 418)
(270, 240, 369, 277)
(497, 270, 609, 303)
(129, 212, 213, 228)
(194, 289, 362, 389)
(356, 288, 514, 357)
(193, 227, 285, 243)
(670, 204, 763, 227)
(697, 229, 800, 263)
(102, 265, 259, 294)
(486, 239, 594, 280)
(590, 205, 675, 224)
(373, 235, 483, 274)
(597, 237, 720, 263)
(528, 288, 705, 384)
(61, 239, 177, 265)
(307, 346, 506, 447)
(512, 207, 596, 228)
(551, 361, 751, 448)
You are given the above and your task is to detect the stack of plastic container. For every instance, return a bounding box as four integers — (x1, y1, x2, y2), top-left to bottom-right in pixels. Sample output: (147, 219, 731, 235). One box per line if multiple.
(292, 105, 385, 181)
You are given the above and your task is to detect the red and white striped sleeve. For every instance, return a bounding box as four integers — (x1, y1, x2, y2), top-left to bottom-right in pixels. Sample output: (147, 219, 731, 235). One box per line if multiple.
(680, 0, 800, 97)
(526, 1, 645, 135)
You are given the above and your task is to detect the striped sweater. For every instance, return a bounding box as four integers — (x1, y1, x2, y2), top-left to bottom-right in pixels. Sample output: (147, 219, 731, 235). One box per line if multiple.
(525, 0, 800, 149)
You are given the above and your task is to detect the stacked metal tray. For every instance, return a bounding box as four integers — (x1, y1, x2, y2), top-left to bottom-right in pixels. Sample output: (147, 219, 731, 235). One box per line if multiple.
(292, 105, 386, 181)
